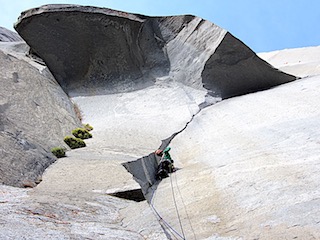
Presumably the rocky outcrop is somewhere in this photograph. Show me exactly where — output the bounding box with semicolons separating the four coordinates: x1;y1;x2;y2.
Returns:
122;153;159;202
1;3;318;239
201;32;297;98
12;4;299;222
258;45;320;78
159;73;320;239
0;26;22;42
15;4;296;98
0;48;81;187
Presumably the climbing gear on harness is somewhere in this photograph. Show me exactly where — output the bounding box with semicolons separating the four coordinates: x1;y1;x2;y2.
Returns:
156;146;174;180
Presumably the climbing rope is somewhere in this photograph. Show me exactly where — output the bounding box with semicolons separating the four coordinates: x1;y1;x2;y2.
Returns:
169;173;186;240
150;203;183;240
150;158;198;240
172;171;197;240
150;188;185;240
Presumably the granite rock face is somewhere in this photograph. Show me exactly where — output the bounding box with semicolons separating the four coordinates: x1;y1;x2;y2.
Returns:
15;4;296;98
0;2;320;240
0;26;22;42
0;48;80;187
161;74;320;239
4;4;318;239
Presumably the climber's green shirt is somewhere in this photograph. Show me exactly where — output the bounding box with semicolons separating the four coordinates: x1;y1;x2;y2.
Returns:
163;147;172;161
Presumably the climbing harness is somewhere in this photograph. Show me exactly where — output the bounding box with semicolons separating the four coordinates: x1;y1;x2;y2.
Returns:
156;154;174;180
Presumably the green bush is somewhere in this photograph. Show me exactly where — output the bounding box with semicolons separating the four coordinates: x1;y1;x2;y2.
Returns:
64;136;86;149
51;147;66;158
83;123;93;131
71;128;92;139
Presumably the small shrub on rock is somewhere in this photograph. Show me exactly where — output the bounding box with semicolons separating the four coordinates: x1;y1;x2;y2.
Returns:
72;128;92;139
51;147;66;158
83;123;93;131
64;136;86;149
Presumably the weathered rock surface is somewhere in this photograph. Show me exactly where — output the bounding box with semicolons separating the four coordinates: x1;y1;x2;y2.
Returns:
0;47;80;187
0;185;166;239
258;45;320;78
2;4;318;240
15;4;296;98
0;26;22;42
154;69;320;239
69;46;320;239
0;133;167;239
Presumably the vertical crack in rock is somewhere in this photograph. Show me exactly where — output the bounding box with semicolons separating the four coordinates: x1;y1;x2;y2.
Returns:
122;98;214;202
13;3;298;195
5;5;308;239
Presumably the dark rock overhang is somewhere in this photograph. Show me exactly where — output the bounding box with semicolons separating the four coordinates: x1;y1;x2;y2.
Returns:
15;4;297;98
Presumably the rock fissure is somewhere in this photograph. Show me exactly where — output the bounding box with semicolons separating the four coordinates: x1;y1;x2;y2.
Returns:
2;4;319;239
122;97;213;203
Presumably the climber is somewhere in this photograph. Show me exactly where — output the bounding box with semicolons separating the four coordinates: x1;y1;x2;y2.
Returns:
155;147;174;180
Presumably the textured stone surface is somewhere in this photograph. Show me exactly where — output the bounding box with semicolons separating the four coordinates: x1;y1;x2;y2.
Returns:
15;4;296;98
258;45;320;77
0;48;80;187
0;134;167;239
0;26;22;42
2;4;318;239
122;153;159;201
0;185;165;239
154;73;320;239
202;32;296;98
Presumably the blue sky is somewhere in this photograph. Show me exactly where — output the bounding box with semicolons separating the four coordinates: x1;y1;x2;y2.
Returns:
1;0;319;52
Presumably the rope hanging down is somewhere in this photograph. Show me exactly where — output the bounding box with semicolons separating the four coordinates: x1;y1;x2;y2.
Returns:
172;171;197;240
150;163;197;239
150;187;185;240
150;170;198;240
170;173;186;239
